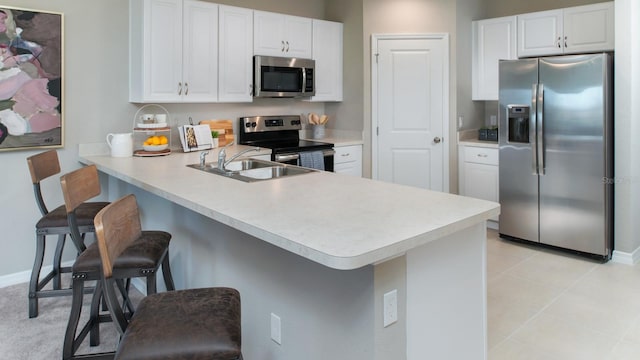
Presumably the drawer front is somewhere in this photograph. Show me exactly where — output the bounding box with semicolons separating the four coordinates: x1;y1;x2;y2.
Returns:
463;146;498;165
334;145;362;164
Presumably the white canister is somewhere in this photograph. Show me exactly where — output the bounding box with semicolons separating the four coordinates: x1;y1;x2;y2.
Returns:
106;133;133;157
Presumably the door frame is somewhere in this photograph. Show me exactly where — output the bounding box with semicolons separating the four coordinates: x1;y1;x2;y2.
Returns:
371;33;450;192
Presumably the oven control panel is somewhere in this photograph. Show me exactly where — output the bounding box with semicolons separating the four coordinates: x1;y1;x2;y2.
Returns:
240;115;302;133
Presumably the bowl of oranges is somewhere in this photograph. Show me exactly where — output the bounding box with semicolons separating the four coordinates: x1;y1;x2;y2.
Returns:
143;135;169;152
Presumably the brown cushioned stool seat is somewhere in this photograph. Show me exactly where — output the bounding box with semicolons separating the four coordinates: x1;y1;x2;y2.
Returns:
73;231;172;275
115;287;241;360
36;202;109;230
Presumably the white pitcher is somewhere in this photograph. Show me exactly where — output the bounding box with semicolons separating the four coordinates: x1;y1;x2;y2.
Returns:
106;133;133;157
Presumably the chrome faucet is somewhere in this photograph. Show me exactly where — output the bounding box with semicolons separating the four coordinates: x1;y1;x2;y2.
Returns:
217;142;261;171
199;151;209;168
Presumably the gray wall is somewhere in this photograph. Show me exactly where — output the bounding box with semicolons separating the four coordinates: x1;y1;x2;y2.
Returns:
1;0;133;278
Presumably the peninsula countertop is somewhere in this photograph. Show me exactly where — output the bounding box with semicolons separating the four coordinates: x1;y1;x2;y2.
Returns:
79;145;499;270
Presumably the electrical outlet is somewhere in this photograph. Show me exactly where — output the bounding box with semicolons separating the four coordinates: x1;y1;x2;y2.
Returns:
383;289;398;327
271;313;282;345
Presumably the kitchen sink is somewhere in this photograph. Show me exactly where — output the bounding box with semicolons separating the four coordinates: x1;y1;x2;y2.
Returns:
237;165;313;180
187;159;316;182
223;159;275;171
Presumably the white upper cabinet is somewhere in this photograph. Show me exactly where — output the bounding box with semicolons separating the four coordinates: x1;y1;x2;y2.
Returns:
182;0;219;102
309;19;343;102
218;5;253;102
472;16;517;101
130;0;218;103
563;2;614;54
518;1;614;58
254;11;312;58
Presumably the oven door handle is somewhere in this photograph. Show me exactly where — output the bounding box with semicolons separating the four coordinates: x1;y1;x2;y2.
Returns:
274;149;335;162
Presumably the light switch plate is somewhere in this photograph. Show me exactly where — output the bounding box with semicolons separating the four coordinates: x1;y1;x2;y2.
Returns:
271;313;282;345
383;289;398;327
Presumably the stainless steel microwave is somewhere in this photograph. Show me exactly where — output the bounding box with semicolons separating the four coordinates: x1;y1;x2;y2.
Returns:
253;55;315;98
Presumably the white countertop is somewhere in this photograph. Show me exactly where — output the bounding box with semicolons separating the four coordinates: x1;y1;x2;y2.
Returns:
79;145;499;270
300;129;364;147
458;139;499;148
457;129;499;149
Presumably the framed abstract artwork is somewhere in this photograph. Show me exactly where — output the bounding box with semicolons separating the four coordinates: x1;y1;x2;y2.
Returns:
0;6;63;152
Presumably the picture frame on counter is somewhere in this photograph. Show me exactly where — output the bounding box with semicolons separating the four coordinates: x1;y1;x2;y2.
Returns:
0;6;63;152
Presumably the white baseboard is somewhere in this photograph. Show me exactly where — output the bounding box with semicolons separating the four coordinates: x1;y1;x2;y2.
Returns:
611;247;640;265
0;261;75;288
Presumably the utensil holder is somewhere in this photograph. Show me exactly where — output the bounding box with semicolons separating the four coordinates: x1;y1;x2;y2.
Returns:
312;125;325;139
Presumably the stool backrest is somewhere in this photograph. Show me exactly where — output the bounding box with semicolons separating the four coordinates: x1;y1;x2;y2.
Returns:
60;165;102;252
93;194;142;279
93;194;142;334
26;150;61;215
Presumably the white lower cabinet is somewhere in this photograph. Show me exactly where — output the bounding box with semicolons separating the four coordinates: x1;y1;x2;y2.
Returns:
459;145;499;222
334;145;362;177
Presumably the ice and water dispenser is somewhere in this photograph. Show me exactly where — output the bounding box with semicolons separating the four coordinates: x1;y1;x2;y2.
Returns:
507;105;530;143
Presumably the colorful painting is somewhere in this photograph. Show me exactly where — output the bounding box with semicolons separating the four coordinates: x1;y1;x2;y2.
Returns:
0;6;63;152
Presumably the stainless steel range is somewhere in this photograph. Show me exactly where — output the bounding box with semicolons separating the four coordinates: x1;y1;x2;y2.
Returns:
238;115;334;171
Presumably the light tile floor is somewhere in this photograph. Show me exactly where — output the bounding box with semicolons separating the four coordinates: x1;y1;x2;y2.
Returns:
487;229;640;360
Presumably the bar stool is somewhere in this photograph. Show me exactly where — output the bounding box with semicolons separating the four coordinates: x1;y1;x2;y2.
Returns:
61;165;175;359
26;150;109;318
95;194;242;360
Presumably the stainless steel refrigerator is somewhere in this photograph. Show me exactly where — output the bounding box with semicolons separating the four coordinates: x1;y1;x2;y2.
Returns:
498;53;613;260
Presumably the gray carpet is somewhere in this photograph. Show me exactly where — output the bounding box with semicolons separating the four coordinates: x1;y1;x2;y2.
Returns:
0;277;142;359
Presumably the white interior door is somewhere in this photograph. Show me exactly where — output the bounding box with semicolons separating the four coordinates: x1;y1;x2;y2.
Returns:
372;34;449;191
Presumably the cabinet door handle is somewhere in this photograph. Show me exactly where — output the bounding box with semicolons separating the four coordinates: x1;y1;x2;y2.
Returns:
178;82;182;95
184;82;189;96
564;36;568;48
341;153;350;157
477;154;488;158
281;40;285;52
286;41;290;52
557;36;561;48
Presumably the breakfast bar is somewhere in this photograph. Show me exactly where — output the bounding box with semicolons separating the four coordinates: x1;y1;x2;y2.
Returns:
79;145;499;360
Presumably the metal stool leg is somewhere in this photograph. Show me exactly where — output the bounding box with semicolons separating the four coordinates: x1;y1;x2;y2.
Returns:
63;276;87;360
28;233;47;318
52;234;66;290
161;255;175;291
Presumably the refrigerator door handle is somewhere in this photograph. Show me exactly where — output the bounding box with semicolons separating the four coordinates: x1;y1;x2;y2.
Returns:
537;84;545;175
531;84;538;175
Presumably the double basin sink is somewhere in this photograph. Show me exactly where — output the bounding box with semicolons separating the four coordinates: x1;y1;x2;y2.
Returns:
187;159;316;182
